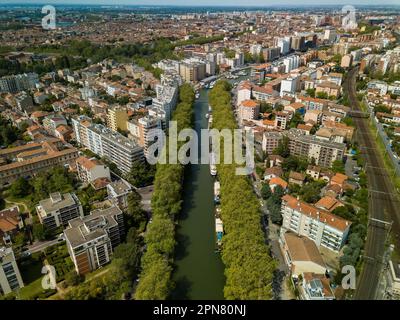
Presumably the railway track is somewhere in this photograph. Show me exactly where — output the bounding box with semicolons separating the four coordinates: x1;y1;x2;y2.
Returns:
344;68;400;299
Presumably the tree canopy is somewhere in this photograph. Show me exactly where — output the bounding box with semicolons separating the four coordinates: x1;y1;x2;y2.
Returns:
209;81;275;299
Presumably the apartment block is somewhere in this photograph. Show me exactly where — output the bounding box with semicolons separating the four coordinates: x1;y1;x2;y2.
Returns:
151;84;179;127
0;73;39;93
0;247;24;296
287;129;345;168
127;116;163;158
36;192;84;230
76;156;110;183
107;106;128;132
64;206;124;275
107;179;132;211
238;100;260;123
72;116;144;175
280;195;351;252
179;60;206;83
262;131;283;156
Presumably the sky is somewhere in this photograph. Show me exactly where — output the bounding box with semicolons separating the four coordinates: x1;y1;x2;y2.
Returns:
3;0;400;6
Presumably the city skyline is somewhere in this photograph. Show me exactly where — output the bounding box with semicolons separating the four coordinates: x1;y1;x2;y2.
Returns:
4;0;400;7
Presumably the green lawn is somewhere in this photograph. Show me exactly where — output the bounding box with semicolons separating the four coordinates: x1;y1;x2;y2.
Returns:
18;278;44;300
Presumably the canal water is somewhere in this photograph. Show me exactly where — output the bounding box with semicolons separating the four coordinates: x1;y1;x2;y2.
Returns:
171;88;225;300
171;70;250;300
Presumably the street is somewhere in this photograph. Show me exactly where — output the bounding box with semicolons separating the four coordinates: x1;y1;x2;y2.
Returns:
27;238;63;254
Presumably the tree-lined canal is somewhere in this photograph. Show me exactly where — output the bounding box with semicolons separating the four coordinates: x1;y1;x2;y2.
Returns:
172;88;225;300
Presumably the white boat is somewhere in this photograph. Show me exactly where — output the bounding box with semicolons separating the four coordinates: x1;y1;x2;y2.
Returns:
210;152;217;176
215;218;224;247
214;181;221;204
208;105;212;112
205;113;209;119
195;92;200;99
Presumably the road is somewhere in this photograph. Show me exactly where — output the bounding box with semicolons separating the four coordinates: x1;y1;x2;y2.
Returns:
344;68;400;300
27;239;62;253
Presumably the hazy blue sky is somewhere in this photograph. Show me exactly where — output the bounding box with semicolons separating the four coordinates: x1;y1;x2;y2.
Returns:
4;0;400;6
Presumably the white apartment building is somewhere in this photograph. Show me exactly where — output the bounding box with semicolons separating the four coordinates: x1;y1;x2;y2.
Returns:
238;100;260;123
107;179;132;211
280;195;351;252
72;116;144;174
0;247;24;295
64;206;124;275
283;55;300;73
277;38;290;55
324;28;337;43
280;76;299;97
237;81;252;106
152;83;179;127
128;116;163;158
0;73;39;93
76;156;110;183
36;192;84;230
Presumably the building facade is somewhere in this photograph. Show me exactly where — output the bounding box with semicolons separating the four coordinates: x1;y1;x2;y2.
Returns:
0;247;24;295
64;206;124;275
36;192;84;230
280;195;351;252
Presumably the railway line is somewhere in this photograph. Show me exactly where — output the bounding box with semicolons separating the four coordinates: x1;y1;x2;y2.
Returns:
344;68;400;299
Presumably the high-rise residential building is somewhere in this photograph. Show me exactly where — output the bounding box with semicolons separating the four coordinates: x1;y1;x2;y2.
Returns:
76;156;110;183
287;129;346;167
36;192;84;230
151;84;179;126
263;47;281;62
277;38;290;55
280;76;299;96
128;116;163;158
72;116;144;174
291;36;306;51
262;129;345;167
262;132;283;156
179;60;206;83
324;28;337;43
238;100;260;123
235;52;245;66
64;206;124;275
107;106;128;132
0;73;39;93
106;179;132;211
250;44;263;56
283;55;300;73
0;247;24;295
280;195;351;252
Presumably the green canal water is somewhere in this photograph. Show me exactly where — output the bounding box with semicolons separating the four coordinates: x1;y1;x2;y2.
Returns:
171;70;250;300
171;88;225;300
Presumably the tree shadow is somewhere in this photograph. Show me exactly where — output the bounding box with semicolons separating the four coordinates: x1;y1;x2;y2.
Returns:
170;275;193;300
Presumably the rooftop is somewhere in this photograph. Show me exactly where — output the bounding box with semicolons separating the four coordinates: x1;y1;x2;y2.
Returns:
37;193;80;216
282;194;351;232
64;206;122;248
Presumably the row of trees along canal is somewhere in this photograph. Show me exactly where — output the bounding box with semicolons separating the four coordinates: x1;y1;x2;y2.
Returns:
209;81;276;299
134;84;195;299
134;80;275;299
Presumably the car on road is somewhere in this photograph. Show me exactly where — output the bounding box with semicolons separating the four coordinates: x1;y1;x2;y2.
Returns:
20;250;31;258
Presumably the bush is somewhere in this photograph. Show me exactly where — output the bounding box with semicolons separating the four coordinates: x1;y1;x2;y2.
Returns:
65;271;84;287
